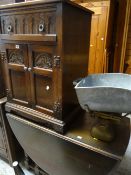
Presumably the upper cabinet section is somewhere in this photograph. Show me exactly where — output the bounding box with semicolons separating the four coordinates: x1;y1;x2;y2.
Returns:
0;5;57;34
0;0;93;35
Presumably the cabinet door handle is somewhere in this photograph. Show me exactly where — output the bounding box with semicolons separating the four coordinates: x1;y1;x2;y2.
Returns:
24;66;28;71
28;67;32;72
39;23;45;32
7;25;12;32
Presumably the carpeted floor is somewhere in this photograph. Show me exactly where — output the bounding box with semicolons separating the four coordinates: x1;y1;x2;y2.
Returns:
0;159;15;175
0;159;34;175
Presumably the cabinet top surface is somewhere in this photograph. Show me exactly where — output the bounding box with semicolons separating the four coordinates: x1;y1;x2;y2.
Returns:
0;0;93;14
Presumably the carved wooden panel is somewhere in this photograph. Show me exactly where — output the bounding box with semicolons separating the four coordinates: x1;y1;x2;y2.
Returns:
1;16;15;34
1;12;56;34
53;100;62;119
8;50;24;65
33;52;53;69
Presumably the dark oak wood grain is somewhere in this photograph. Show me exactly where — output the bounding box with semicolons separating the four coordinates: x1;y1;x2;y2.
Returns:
0;34;57;42
0;0;93;133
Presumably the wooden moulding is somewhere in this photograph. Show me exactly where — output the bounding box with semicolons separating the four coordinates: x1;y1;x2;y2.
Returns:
5;102;65;134
0;0;93;14
5;102;81;134
0;34;57;42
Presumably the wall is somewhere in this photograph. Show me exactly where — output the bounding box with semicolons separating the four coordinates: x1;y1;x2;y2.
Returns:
124;10;131;73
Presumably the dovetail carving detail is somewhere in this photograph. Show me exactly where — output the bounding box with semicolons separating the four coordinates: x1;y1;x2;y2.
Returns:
34;52;52;69
8;50;24;65
1;16;14;34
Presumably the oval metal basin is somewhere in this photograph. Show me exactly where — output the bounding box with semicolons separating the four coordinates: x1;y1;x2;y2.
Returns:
74;73;131;113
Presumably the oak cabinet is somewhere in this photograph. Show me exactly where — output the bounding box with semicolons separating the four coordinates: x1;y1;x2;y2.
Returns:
0;0;92;133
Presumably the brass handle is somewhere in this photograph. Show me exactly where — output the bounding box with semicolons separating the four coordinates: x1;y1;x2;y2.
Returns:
24;66;28;71
7;25;12;32
28;67;32;72
39;24;45;32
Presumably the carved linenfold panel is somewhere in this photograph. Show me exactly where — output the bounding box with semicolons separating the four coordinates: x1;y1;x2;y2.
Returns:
15;18;18;34
39;13;47;33
1;16;15;34
8;50;24;65
48;15;56;34
1;11;56;34
53;100;62;119
2;20;5;34
34;52;53;69
34;12;56;33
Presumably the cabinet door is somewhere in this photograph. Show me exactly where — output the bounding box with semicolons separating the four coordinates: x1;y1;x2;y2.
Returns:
4;44;31;106
28;45;58;116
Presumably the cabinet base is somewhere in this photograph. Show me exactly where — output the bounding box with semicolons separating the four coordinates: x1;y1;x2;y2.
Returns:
5;102;81;134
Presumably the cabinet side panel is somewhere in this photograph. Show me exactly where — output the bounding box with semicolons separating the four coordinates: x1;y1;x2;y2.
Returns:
62;3;92;119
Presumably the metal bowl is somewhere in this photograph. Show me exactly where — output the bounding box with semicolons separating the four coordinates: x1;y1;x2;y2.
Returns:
74;73;131;113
